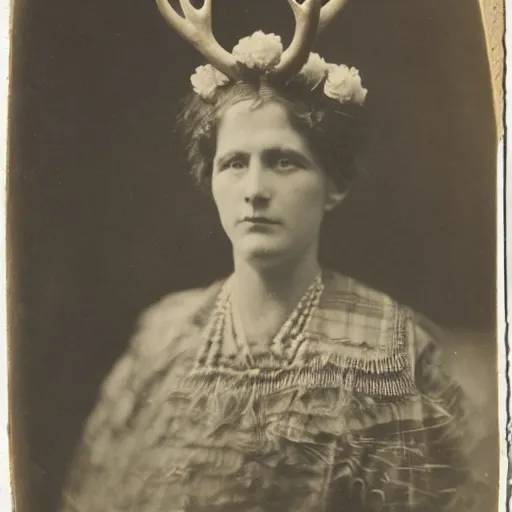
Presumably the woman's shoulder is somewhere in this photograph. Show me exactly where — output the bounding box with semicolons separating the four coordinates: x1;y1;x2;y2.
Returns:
321;269;421;322
316;270;437;357
96;279;225;403
324;268;432;312
315;270;483;397
139;279;224;332
131;279;224;357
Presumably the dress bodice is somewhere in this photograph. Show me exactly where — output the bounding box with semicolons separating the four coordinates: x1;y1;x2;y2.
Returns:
60;272;493;512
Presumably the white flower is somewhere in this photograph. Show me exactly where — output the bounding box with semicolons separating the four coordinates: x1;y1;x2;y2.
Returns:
324;64;368;104
299;52;329;88
232;31;283;70
190;64;230;101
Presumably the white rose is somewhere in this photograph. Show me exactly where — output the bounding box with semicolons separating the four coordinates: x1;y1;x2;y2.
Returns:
347;66;368;104
190;64;230;101
299;52;329;88
232;31;283;70
324;64;368;104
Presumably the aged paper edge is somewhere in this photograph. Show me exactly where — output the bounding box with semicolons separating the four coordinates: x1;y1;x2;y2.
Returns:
479;0;505;134
484;0;510;510
1;0;10;510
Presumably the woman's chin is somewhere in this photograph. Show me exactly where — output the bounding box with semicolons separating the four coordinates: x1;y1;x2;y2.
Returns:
234;238;292;267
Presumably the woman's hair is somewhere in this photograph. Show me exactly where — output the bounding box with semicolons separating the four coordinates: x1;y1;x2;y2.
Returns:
176;79;365;193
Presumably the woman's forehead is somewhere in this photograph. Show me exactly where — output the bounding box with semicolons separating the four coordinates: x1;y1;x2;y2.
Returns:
219;100;290;128
216;101;309;153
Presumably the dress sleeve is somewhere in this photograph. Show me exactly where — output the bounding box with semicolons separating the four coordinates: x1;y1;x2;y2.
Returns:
58;286;218;512
327;311;496;512
58;329;140;512
408;313;497;511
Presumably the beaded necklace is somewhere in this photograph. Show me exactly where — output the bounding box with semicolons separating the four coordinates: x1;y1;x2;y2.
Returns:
199;274;324;369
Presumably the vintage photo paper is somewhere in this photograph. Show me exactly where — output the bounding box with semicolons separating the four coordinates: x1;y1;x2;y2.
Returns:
7;0;502;510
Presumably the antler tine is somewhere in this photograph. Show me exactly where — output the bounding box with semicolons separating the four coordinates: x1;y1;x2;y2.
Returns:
155;0;239;79
318;0;349;33
270;0;322;80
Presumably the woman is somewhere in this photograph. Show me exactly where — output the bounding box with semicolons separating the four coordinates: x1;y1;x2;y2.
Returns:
60;1;491;511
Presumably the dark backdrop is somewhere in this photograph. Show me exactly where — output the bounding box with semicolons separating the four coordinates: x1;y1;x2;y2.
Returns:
8;0;496;511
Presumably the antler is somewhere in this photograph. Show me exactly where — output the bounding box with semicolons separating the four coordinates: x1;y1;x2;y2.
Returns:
318;0;349;33
270;0;348;81
155;0;348;84
270;0;322;79
155;0;239;79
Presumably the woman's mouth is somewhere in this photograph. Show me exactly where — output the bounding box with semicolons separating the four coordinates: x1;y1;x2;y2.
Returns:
241;216;279;225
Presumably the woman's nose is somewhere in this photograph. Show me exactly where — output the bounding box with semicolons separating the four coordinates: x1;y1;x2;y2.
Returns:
243;161;271;205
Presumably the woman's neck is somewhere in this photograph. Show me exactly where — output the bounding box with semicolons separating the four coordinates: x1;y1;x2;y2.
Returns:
230;252;321;347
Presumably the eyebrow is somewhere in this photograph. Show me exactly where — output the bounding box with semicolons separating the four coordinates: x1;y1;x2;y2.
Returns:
213;151;248;168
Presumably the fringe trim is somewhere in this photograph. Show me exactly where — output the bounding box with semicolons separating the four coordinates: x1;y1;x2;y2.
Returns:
197;350;411;373
349;368;417;396
197;349;411;374
188;354;417;397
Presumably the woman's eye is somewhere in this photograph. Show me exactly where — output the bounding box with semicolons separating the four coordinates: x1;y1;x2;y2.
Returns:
276;158;294;170
227;160;246;170
220;160;245;171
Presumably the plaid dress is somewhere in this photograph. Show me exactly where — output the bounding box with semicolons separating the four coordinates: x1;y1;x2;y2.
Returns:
60;271;491;512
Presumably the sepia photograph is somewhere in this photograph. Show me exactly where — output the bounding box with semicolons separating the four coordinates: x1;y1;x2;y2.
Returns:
8;0;500;510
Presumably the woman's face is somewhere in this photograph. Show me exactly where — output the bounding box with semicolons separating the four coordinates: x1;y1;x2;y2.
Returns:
211;100;341;266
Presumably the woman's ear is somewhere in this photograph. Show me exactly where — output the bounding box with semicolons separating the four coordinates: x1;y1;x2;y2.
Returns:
324;180;346;212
